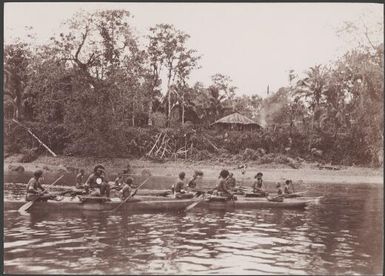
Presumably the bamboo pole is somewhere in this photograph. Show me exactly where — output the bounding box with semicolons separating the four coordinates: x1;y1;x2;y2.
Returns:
147;133;161;156
161;138;170;158
12;119;57;157
155;133;166;155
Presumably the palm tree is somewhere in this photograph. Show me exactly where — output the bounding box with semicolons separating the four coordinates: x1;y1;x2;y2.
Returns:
207;85;227;122
294;65;329;150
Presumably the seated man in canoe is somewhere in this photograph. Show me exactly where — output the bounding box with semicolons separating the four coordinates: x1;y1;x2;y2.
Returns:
267;182;284;202
226;173;236;190
75;169;85;189
173;172;194;199
284;180;293;195
26;170;57;202
71;169;88;195
187;170;204;196
251;172;268;196
111;169;130;192
226;172;246;194
84;165;111;199
211;169;236;201
282;179;304;198
119;177;134;200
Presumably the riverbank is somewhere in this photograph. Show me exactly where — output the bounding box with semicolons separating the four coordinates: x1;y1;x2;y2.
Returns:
4;155;383;185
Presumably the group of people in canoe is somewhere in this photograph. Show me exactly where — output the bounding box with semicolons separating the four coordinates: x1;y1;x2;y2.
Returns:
76;165;138;200
171;170;204;199
25;164;296;203
170;169;295;201
26;165;134;202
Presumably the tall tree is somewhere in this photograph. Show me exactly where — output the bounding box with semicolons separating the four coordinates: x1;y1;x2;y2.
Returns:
51;9;146;125
4;42;32;120
147;24;199;125
173;49;200;124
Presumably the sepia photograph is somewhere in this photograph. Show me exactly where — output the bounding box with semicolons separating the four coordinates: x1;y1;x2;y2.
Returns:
3;2;384;275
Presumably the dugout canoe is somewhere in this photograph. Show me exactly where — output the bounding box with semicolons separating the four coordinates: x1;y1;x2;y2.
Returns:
4;196;314;213
200;196;317;209
5;197;195;212
4;183;308;198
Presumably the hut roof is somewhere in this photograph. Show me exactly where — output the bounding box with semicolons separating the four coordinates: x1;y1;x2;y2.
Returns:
213;112;261;126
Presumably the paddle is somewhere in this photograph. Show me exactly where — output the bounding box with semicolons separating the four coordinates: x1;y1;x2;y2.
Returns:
287;191;306;198
18;175;64;215
185;182;230;212
267;194;284;202
52;188;86;201
184;193;206;212
108;176;151;213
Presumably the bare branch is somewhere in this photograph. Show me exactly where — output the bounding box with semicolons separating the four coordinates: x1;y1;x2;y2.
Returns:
74;25;90;64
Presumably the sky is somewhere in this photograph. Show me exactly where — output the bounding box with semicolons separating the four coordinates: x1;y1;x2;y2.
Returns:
4;2;384;97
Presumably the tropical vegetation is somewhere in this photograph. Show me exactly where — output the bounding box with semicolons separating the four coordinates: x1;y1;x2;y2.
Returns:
4;10;383;167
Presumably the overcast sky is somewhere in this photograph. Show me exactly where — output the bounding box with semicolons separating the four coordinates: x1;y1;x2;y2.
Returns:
4;2;383;97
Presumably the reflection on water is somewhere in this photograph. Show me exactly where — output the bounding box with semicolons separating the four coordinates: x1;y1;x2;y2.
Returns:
4;183;383;275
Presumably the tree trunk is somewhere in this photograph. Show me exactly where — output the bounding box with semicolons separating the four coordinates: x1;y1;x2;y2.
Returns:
148;100;153;126
132;114;135;127
308;104;319;151
167;82;171;126
168;90;171;125
132;102;135;127
14;77;23;121
181;96;185;125
308;115;314;151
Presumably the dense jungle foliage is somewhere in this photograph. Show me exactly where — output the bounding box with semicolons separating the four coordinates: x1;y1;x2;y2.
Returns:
4;10;384;166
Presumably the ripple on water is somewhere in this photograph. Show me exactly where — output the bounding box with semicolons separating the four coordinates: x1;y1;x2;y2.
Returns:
4;238;42;249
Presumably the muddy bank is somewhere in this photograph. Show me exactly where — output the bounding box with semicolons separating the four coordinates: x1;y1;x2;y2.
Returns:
4;155;383;186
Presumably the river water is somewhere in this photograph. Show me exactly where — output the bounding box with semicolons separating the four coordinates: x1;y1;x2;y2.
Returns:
4;182;383;275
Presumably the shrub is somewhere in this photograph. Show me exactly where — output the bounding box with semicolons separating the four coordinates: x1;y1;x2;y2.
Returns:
19;147;39;163
150;112;167;128
190;148;212;160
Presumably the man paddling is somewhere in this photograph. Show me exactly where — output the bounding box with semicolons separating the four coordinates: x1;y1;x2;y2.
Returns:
84;165;111;198
113;170;129;191
120;177;134;200
26;170;56;201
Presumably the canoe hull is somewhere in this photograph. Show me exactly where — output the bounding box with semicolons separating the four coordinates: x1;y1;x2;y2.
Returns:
5;198;195;212
4;196;315;213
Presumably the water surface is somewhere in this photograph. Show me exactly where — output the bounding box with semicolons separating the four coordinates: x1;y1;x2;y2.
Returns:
4;183;383;275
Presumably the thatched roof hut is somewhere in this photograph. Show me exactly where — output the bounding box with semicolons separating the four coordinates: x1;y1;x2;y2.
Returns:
212;112;262;131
